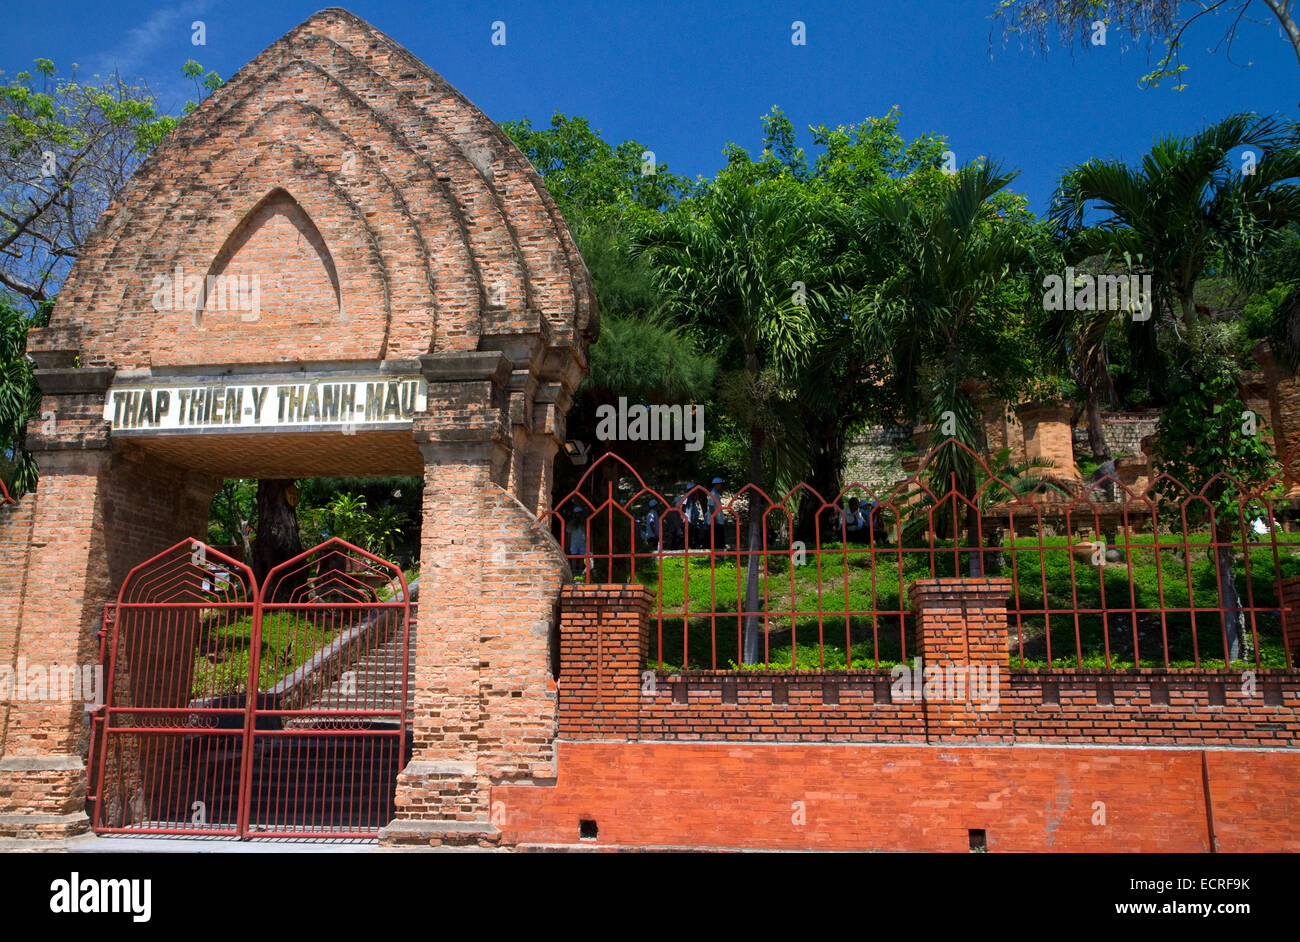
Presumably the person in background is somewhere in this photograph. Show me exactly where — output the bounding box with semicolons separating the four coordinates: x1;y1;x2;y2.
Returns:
683;482;705;548
865;498;890;545
709;477;731;550
841;497;867;543
568;504;592;581
663;492;684;551
642;498;661;551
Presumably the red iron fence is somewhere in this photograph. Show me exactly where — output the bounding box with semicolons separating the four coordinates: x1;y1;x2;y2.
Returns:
545;441;1300;673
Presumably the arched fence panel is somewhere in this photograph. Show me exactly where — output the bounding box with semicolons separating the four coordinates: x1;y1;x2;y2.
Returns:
548;441;1300;673
91;540;257;836
88;537;411;839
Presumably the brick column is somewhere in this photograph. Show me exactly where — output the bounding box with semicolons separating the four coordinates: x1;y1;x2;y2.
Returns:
557;585;652;739
1281;576;1300;669
909;577;1011;742
1015;402;1080;480
0;354;220;838
0;450;111;838
383;350;570;847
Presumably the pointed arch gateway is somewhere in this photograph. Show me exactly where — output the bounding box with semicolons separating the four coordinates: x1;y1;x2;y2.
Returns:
7;8;595;844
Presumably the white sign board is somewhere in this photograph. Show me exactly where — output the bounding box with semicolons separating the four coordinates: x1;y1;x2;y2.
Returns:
104;375;427;433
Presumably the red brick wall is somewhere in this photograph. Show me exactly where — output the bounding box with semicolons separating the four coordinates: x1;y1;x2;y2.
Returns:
506;577;1300;850
0;493;38;758
493;741;1300;851
556;582;1300;746
384;435;569;846
0;450;216;836
1282;575;1300;666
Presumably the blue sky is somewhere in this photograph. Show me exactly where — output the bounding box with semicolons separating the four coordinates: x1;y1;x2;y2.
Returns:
6;1;1298;213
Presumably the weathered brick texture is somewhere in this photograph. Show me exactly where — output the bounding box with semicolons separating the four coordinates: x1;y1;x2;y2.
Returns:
381;434;569;847
493;741;1300;852
0;451;216;837
3;9;594;841
512;575;1300;849
555;579;1299;747
27;9;596;372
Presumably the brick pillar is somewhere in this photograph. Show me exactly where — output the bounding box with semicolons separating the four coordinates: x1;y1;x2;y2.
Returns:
0;451;111;838
1281;576;1300;669
0;350;219;838
909;578;1011;742
383;350;570;847
556;585;651;739
1015;403;1080;480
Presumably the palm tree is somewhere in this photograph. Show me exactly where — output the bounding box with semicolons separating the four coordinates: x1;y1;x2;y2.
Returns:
1051;114;1300;328
633;177;817;663
853;161;1039;574
1050;113;1300;661
0;296;49;496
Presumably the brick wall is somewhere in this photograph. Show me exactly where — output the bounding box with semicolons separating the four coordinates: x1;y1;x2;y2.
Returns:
490;577;1300;851
0;449;216;837
29;9;595;373
2;9;594;843
492;740;1300;852
1282;575;1300;667
555;580;1300;746
381;432;569;847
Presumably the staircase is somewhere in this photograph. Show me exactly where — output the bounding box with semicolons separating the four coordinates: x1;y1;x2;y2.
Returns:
304;618;416;716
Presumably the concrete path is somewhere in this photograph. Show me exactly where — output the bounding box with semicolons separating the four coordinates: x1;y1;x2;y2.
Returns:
0;833;498;853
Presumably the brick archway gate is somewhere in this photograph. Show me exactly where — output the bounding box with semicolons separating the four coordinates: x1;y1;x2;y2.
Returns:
89;537;411;839
0;8;589;841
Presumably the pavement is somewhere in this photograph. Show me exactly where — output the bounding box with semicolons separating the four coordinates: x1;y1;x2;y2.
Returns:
0;833;498;853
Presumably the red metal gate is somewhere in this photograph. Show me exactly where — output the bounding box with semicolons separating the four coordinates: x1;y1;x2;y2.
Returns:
246;538;411;837
88;537;411;839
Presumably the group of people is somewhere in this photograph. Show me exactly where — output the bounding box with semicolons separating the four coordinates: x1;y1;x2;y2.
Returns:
639;478;731;551
563;482;890;576
834;496;891;545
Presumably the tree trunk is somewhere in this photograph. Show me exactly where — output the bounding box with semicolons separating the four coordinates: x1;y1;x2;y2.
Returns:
1214;524;1246;663
794;417;848;545
253;479;305;601
1086;386;1112;461
742;428;766;665
1262;0;1300;69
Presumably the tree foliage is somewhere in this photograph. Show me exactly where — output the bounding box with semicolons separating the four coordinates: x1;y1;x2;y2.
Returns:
0;60;181;303
992;0;1300;87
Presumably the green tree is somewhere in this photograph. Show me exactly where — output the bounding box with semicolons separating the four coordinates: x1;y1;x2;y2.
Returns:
0;60;213;495
1150;332;1277;662
853;161;1048;572
0;295;49;494
1;60;180;303
207;478;256;559
1051;113;1300;658
706;107;957;539
1052;114;1300;328
992;1;1300;87
504;114;715;498
501;111;689;225
634;176;818;663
